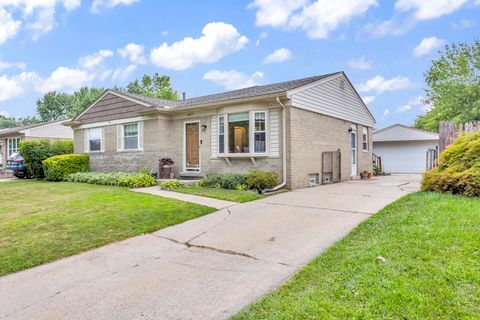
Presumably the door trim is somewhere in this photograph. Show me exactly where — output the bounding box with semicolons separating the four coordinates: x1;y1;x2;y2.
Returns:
351;128;357;177
183;120;201;173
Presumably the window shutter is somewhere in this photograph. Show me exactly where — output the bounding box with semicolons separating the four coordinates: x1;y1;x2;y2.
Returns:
84;129;89;152
211;115;217;157
138;122;144;150
117;125;123;151
269;109;280;157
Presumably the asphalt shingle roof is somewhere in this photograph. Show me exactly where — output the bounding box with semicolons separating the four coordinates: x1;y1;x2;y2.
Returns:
0;119;70;136
116;73;339;109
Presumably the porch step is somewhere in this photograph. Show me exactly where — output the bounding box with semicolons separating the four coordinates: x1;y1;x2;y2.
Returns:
178;172;205;180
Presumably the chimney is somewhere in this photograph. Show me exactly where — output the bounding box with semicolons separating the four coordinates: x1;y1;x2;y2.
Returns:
182;92;186;101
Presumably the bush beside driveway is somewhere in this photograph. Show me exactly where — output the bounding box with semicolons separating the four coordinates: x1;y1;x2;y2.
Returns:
0;180;215;276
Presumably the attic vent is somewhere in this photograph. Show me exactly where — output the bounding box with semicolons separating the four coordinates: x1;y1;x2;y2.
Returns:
340;79;345;90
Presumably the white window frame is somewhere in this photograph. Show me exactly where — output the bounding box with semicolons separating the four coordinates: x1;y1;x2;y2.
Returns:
218;115;225;154
362;127;368;152
122;122;140;151
217;110;268;157
86;127;103;153
8;137;21;156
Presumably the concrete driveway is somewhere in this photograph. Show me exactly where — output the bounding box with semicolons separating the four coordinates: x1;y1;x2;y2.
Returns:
0;174;420;320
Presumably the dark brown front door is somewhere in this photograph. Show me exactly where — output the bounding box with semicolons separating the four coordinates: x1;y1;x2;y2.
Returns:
185;122;200;171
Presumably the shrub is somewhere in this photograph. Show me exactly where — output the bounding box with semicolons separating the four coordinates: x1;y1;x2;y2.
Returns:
65;172;127;185
220;173;247;189
246;170;279;191
160;180;184;190
43;154;89;181
422;131;480;197
117;174;157;188
19;139;73;179
199;173;223;188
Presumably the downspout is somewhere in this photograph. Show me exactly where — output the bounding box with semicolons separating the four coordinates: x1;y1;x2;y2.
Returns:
261;96;287;194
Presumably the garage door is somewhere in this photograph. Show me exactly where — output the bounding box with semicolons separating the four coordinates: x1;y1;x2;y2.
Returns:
373;140;438;173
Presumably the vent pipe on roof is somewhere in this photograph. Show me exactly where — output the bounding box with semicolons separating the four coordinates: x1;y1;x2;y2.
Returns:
182;92;186;101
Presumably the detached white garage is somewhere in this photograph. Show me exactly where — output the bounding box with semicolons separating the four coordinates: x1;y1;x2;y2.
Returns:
373;124;439;173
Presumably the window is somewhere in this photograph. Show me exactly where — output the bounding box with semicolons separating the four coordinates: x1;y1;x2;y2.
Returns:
8;137;21;156
123;123;139;150
88;128;102;152
228;112;249;153
362;127;368;151
254;111;266;153
218;115;225;154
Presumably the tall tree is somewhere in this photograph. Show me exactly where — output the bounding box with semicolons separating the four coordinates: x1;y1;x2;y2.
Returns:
36;87;104;122
126;73;178;100
0;115;39;129
414;39;480;132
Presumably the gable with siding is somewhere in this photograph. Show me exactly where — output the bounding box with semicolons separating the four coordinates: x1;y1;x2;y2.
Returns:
373;124;439;142
76;93;146;124
288;73;375;127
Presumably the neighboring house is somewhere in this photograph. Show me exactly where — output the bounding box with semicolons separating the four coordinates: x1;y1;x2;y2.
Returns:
64;72;375;190
373;124;439;174
0;119;74;168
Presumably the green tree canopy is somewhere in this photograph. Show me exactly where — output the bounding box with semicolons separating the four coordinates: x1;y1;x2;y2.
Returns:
414;39;480;132
126;73;178;100
0;115;40;129
36;87;104;122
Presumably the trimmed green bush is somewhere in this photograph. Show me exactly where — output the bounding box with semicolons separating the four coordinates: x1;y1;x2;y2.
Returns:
160;180;184;190
422;131;480;197
19;139;73;178
43;154;89;181
117;174;157;188
198;173;248;190
246;170;279;191
199;173;223;188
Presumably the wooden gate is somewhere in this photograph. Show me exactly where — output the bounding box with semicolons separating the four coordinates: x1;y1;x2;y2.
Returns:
426;147;438;170
322;150;341;184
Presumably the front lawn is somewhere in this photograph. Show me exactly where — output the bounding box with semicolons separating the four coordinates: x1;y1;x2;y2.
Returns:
174;186;264;203
0;180;215;276
234;192;480;319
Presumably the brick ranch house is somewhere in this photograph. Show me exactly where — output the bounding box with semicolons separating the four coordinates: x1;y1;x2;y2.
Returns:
63;72;375;190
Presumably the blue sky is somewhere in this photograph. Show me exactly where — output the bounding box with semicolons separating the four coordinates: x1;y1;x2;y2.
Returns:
0;0;479;129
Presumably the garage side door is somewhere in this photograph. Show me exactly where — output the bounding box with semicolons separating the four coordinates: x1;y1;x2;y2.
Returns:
373;140;438;173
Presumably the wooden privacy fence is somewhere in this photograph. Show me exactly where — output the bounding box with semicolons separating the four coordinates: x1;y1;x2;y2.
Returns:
439;121;480;152
426;147;439;170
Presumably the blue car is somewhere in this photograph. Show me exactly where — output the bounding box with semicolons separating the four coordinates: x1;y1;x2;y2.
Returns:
6;152;30;178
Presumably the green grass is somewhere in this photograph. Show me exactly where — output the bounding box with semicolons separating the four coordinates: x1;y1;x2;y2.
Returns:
234;192;480;319
0;180;216;276
174;186;264;203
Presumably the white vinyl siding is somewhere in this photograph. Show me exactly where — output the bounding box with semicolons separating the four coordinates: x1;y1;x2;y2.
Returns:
289;74;375;127
211;115;218;157
269;109;280;157
373;124;439;142
22;120;73;139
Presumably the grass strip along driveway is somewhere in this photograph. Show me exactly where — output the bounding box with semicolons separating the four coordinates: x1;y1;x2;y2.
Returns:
174;186;264;203
0;180;215;277
234;192;480;319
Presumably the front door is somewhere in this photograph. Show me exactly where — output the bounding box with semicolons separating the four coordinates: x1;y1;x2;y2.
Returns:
351;130;357;177
184;122;200;172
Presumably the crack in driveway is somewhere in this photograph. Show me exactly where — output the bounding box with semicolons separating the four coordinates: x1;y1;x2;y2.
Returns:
260;202;374;216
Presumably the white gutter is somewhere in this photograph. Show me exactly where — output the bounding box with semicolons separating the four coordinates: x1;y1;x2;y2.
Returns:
262;96;287;193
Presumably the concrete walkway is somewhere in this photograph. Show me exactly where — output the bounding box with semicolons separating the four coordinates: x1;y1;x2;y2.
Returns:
0;174;421;320
133;186;236;209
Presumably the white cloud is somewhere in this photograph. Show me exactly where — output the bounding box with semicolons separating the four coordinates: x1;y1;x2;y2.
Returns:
118;43;146;64
362;96;375;104
0;1;80;42
0;75;24;101
358;75;413;94
91;0;140;13
409;96;431;112
396;104;411;113
383;109;390;116
413;37;446;57
39;67;95;93
263;48;292;64
348;57;372;70
0;59;26;70
0;8;21;45
452;19;475;30
78;49;113;69
248;0;378;39
203;70;265;90
0;110;9;117
161;30;169;36
150;22;248;70
364;17;415;38
395;0;470;21
111;64;137;82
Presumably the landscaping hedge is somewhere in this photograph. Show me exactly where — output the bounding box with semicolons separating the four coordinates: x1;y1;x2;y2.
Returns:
422;131;480;197
19;139;73;179
198;170;279;191
246;170;279;191
43;154;89;181
64;171;157;188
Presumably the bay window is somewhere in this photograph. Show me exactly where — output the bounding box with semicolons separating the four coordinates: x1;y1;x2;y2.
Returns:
217;110;268;155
